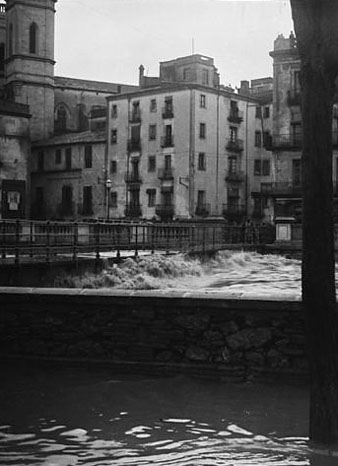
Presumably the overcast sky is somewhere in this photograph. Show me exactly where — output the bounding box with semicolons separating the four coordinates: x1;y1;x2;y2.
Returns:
54;0;294;88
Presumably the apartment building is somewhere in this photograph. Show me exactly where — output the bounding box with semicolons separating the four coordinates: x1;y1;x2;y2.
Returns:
106;54;269;222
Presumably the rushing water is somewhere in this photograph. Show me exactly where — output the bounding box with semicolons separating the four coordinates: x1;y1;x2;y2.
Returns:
56;250;303;299
0;363;310;466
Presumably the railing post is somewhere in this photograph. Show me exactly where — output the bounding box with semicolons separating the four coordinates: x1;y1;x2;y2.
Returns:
95;222;100;261
30;221;34;258
15;219;20;265
72;222;78;261
46;221;50;263
151;225;155;254
134;224;138;258
166;225;170;254
116;224;121;260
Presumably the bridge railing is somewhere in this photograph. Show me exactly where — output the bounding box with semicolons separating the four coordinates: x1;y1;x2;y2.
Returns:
0;219;270;264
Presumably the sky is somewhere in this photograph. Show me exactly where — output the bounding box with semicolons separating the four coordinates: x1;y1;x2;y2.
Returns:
54;0;294;89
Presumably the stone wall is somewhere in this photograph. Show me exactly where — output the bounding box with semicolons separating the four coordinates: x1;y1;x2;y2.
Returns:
0;288;307;382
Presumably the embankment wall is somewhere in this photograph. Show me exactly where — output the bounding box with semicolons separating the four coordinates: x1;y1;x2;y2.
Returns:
0;288;307;382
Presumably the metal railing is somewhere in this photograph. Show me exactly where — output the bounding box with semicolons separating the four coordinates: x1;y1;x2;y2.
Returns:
0;219;273;265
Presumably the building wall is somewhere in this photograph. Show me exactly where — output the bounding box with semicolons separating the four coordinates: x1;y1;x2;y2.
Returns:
31;137;106;219
0;105;30;218
107;85;259;222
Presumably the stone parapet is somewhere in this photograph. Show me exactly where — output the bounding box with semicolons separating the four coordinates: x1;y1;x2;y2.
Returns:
0;288;306;382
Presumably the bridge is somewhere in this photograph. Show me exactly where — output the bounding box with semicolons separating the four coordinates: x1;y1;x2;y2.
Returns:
0;220;273;265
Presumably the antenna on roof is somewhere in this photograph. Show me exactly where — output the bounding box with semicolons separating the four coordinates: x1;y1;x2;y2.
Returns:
192;38;195;55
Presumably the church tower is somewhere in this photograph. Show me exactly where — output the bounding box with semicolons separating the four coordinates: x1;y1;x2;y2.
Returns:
5;0;57;141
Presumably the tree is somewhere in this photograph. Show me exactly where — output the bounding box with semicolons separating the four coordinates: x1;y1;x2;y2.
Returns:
290;0;338;451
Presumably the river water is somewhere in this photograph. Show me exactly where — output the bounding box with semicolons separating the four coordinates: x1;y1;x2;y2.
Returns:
1;363;310;466
3;251;332;465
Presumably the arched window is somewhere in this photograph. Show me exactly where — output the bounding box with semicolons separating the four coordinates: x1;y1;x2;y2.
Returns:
29;22;38;54
8;23;13;56
55;105;68;133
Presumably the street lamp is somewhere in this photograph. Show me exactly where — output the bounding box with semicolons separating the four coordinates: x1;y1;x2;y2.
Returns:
105;178;112;221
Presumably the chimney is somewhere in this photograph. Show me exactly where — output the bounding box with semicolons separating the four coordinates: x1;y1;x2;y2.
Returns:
239;80;250;96
139;65;145;87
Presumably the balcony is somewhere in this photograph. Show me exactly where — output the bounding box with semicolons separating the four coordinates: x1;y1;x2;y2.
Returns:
267;182;302;197
161;135;174;148
127;139;141;152
125;172;142;184
129;111;141;123
155;204;175;219
228;110;244;124
287;89;301;106
222;203;246;220
125;204;142;218
225;170;245;182
162;107;174;119
195;203;210;217
273;134;302;149
158;167;174;179
226;138;244;153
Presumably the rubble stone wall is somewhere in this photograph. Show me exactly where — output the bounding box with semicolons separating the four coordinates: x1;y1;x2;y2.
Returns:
0;288;307;382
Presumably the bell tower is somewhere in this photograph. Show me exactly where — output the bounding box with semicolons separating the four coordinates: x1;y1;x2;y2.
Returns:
5;0;57;141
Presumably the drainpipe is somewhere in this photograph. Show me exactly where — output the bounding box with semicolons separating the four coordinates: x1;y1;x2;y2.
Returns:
189;89;195;217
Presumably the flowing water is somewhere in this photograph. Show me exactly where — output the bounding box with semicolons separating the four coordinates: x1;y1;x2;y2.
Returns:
56;250;303;299
0;363;310;466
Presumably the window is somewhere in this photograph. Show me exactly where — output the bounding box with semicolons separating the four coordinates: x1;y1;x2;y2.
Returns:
228;157;237;174
183;68;190;81
37;151;44;172
197;190;206;206
65;147;72;170
111;104;118;118
263;131;271;148
200;94;206;108
164;154;172;170
84;145;92;168
149;124;157;140
55;149;62;165
262;159;270;176
61;185;73;214
35;186;44;204
164;96;173;114
148;156;156;172
292;159;301;187
83;186;93;215
110;191;117;208
131;101;140;121
111;129;117;144
264;106;270;118
55;105;67;132
230;126;238;141
110;160;117;174
293;71;301;92
29;22;38;54
255;106;262;119
147;189;156;207
254;159;261;176
202;69;209;85
150;99;157;112
198;152;206;170
255;131;262;147
0;43;4;74
8;23;13;56
199;123;206;139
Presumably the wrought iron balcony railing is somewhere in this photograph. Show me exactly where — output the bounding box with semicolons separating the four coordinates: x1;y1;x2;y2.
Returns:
125;204;142;218
195;203;210;216
160;135;174;148
225;170;245;182
162;107;174;119
157;167;174;179
226;138;244;153
227;110;244;124
155;204;175;218
127;139;141;151
124;172;142;183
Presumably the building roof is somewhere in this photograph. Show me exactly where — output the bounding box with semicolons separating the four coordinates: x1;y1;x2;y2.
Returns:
32;130;106;148
55;76;138;94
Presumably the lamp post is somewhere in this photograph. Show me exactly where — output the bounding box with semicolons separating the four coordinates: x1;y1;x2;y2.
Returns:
105;178;112;221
